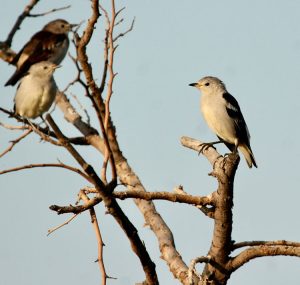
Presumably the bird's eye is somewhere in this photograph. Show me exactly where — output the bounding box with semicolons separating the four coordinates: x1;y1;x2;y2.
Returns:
205;82;210;86
43;66;48;70
61;24;65;28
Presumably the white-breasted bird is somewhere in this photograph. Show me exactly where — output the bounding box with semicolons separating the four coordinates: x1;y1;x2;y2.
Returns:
189;76;257;168
14;61;59;119
5;19;76;86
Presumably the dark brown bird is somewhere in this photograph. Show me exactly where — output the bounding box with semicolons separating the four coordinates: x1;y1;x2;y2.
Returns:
5;19;76;86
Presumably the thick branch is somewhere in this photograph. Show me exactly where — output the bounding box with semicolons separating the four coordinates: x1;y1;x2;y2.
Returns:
181;136;222;166
50;190;212;214
116;190;211;206
181;136;240;283
202;154;239;283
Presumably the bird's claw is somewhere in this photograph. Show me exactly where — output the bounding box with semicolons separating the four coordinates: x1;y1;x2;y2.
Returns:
198;143;216;155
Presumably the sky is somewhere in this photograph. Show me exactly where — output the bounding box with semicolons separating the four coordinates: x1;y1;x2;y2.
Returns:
0;0;300;284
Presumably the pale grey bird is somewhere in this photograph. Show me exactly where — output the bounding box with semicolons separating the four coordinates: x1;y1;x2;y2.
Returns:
5;19;76;86
14;61;59;119
189;76;257;168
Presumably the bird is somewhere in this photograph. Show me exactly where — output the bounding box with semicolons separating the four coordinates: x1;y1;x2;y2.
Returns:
189;76;257;168
5;19;76;86
14;61;59;119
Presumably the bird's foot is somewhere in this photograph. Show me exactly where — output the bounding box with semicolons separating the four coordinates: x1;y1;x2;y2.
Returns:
198;142;216;155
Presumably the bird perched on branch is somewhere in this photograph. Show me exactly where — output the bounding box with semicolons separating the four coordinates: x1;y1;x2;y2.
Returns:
5;19;76;86
189;76;257;168
14;61;59;119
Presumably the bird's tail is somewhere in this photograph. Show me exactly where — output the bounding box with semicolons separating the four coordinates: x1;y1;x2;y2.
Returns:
238;144;257;168
5;70;20;86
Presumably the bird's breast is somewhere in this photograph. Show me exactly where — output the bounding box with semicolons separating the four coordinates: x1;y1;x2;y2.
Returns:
200;93;237;144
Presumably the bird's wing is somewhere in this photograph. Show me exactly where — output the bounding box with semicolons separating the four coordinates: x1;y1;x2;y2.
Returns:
6;31;66;86
222;92;250;144
13;31;66;65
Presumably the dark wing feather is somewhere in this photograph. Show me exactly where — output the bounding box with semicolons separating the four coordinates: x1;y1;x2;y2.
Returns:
222;92;250;145
5;31;66;86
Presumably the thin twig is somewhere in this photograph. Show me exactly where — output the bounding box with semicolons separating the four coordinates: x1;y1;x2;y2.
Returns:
47;214;79;236
71;93;91;126
29;5;71;17
0;121;28;130
232;240;300;250
115;7;125;18
0;108;59;145
80;190;108;285
113;17;135;42
75;1;117;185
0;110;89;146
4;0;40;47
62;53;83;93
28;123;62;146
46;114;106;191
101;0;119;184
0;129;32;158
0;162;93;183
62;52;91;125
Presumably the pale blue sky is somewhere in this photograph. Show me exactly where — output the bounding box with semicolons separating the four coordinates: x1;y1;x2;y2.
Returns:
0;1;300;284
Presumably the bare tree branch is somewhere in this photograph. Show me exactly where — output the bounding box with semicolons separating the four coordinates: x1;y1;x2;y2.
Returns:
75;0;117;185
46;114;106;190
79;190;108;285
99;1;118;184
188;256;212;285
0;162;93;183
0;121;28;130
228;245;300;273
29;5;71;17
54;92;195;283
113;17;135;42
0;129;32;158
46;113;158;285
3;0;39;48
232;240;300;250
50;190;213;215
181;136;223;166
1;1;299;284
47;214;79;236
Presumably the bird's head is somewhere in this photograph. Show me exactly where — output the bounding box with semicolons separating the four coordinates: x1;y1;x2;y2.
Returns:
28;61;60;77
189;76;226;94
43;19;78;34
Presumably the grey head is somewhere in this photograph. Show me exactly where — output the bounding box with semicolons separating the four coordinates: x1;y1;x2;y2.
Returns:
43;19;76;34
27;61;60;78
189;76;227;94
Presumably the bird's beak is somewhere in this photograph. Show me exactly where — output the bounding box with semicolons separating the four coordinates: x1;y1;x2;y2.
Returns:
69;23;79;31
53;64;61;70
189;82;198;87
